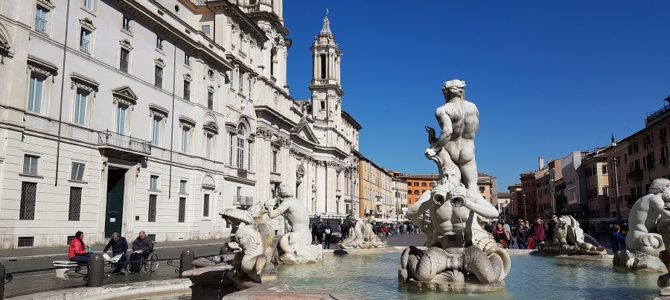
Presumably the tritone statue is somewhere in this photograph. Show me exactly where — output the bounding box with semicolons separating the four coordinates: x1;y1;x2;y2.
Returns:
339;215;386;249
614;178;670;271
265;184;323;264
220;208;267;283
542;215;605;255
399;80;511;292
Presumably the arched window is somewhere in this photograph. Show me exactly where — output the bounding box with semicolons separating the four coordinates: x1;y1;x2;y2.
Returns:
236;124;246;169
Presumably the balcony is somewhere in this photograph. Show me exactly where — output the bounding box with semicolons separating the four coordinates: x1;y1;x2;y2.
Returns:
98;130;151;156
233;195;254;206
626;169;643;181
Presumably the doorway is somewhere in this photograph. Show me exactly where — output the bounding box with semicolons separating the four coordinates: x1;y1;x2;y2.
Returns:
105;168;126;237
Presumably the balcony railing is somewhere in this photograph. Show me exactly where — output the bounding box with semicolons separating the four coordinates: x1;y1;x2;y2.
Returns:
626;169;643;181
233;195;254;206
98;130;151;155
237;168;248;178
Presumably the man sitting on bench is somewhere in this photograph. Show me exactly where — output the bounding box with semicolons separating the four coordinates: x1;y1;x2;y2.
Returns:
129;231;152;272
68;231;92;263
103;232;128;274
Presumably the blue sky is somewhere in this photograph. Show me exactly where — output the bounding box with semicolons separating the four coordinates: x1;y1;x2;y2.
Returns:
283;1;670;192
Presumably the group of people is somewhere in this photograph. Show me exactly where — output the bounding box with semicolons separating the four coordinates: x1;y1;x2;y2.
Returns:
486;215;563;249
311;219;336;249
67;230;154;273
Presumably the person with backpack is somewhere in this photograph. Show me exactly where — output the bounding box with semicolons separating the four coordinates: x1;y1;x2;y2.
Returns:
321;222;332;249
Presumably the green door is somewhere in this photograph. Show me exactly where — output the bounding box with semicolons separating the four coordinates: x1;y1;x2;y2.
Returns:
105;168;126;237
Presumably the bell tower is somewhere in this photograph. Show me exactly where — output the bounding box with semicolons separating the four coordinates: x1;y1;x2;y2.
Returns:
309;9;342;123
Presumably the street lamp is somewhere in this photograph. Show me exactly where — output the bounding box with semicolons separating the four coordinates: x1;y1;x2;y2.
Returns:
611;138;621;220
522;193;527;221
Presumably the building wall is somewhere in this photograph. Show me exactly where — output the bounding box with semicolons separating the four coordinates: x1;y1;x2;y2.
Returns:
0;0;360;248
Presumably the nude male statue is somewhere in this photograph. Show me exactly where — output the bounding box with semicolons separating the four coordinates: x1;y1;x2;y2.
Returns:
264;184;321;263
424;79;480;192
626;178;670;256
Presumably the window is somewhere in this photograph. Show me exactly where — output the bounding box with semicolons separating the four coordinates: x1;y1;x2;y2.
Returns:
20;182;37;220
181;126;190;153
602;165;608;175
151;116;161;146
122;15;131;31
68;187;81;221
149;175;159;191
320;101;325;110
238;71;244;92
71;162;85;181
27;73;44;113
23;155;39;175
183;80;190;100
154;65;163;88
320;54;326;79
203;194;210;217
120;48;130;72
229;132;234;165
74;89;88;125
179;180;187;194
237;125;246;169
206;133;213;159
207;90;213;110
156;36;164;50
82;0;93;10
184;54;191;66
272;150;278;172
178;197;186;222
35;5;48;33
421;182;426;187
80;28;91;53
18;237;34;248
201;25;210;35
116;105;127;134
148;195;157;222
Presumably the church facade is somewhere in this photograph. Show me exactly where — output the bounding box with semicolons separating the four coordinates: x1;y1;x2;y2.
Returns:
0;0;359;249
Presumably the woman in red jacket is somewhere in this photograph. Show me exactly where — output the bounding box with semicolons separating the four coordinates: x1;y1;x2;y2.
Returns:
68;231;92;263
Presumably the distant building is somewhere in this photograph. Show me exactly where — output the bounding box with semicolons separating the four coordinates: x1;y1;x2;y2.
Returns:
520;157;563;219
399;174;438;206
603;99;670;219
496;192;511;219
582;147;610;218
561;151;588;217
477;173;497;205
507;183;523;220
388;171;408;221
356;153;394;219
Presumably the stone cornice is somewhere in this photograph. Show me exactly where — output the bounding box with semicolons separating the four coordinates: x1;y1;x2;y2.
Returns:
149;103;169;119
203;121;219;135
247;11;289;36
204;1;269;46
70;72;99;93
27;55;58;78
179;115;196;127
112;86;138;107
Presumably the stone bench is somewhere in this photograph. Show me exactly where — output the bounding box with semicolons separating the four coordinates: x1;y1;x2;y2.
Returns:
53;260;85;279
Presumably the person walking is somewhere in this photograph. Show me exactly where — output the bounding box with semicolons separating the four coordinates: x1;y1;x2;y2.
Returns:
320;221;332;249
502;220;514;248
531;216;547;249
611;224;626;253
513;219;530;249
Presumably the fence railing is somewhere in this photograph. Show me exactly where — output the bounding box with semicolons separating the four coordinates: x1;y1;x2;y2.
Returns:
97;130;151;155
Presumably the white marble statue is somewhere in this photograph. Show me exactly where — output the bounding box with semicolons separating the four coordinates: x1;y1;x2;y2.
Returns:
220;208;266;283
264;184;323;264
627;178;670;256
339;215;386;249
400;80;511;291
546;215;604;253
613;178;670;272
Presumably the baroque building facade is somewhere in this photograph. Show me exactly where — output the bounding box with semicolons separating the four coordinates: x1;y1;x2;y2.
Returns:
0;0;360;249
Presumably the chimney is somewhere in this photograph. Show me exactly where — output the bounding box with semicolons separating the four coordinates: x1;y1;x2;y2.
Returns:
538;157;545;170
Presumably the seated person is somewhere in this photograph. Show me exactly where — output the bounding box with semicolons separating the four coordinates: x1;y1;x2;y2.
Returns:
103;232;129;273
68;231;93;263
129;231;153;272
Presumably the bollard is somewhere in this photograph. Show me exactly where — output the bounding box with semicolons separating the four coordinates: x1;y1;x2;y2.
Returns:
179;249;194;278
0;261;5;300
87;253;104;287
